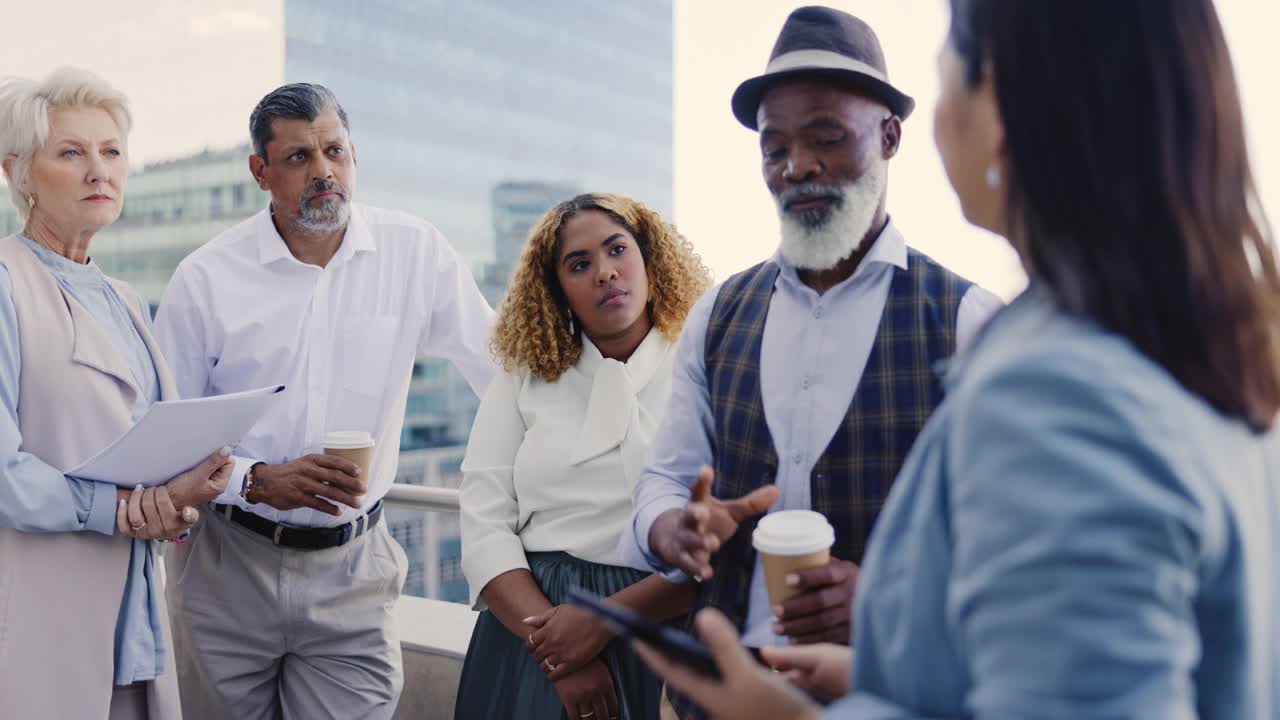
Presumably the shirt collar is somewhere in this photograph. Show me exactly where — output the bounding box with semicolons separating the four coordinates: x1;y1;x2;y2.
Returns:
17;233;104;284
771;217;909;291
255;202;376;267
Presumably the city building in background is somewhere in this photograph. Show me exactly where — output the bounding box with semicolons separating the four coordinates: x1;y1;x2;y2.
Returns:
286;0;674;253
0;0;674;606
479;180;580;303
91;145;268;310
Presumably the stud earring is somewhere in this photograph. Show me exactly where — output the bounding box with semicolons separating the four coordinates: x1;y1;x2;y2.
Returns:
984;163;1001;189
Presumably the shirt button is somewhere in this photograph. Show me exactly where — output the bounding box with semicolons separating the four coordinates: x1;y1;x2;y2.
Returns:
792;452;803;465
813;306;823;319
801;376;811;390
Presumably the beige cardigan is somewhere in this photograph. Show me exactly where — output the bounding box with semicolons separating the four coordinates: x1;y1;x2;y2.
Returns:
0;234;182;718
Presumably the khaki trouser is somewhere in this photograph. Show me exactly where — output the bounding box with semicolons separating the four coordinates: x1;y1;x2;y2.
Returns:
166;506;407;720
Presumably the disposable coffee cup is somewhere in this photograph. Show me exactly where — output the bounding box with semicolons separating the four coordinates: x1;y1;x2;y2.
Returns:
323;431;375;487
752;510;835;606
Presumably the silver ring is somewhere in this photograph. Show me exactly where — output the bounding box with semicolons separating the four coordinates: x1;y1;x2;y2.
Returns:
131;521;146;531
544;659;557;672
579;713;595;719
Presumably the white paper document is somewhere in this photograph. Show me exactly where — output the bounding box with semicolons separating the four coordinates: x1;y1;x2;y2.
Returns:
69;384;286;487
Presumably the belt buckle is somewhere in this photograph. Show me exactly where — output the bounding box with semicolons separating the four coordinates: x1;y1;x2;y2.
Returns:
273;524;284;545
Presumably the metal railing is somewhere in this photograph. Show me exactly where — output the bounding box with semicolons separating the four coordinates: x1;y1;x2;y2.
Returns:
382;483;471;718
384;484;461;513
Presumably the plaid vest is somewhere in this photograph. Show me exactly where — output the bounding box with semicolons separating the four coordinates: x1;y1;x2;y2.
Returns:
670;250;970;719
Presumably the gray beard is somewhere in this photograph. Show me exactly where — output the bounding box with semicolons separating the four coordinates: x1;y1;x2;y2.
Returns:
775;163;886;270
294;197;350;233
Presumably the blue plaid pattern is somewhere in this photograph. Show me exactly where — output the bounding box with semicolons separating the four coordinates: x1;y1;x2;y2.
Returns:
669;250;971;719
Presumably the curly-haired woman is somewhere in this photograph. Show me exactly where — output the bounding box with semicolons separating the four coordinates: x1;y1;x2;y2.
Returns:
455;193;712;720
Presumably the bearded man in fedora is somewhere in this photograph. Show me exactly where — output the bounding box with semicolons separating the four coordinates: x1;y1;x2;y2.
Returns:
621;7;1003;717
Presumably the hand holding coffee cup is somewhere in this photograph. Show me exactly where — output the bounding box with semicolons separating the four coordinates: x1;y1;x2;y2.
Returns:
649;465;780;580
249;439;367;515
755;511;858;646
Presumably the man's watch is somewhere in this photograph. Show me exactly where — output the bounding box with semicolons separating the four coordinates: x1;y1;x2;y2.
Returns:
241;462;267;504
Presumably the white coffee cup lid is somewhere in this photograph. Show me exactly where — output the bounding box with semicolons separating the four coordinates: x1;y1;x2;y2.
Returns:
752;510;834;556
323;430;375;449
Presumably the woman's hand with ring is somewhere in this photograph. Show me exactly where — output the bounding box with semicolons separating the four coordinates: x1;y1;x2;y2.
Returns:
117;484;198;540
525;604;613;681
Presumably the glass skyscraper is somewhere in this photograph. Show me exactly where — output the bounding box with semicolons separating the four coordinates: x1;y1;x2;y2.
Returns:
285;0;674;259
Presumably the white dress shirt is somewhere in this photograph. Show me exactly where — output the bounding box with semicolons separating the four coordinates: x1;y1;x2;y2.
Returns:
460;330;673;608
621;221;1005;646
154;203;496;528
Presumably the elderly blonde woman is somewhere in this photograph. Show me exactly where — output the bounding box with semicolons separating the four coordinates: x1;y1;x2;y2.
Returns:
456;193;711;720
0;68;233;720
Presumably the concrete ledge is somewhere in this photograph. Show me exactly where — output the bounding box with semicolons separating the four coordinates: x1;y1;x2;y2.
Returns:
392;596;478;720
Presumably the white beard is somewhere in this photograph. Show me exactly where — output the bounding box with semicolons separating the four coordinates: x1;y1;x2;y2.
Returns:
775;162;887;270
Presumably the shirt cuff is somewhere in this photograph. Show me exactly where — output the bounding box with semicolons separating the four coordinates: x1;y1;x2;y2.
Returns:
632;494;689;573
462;531;531;610
84;480;118;536
216;455;256;505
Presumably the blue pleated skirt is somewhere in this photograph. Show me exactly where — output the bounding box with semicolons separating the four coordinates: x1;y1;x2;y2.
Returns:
453;552;663;720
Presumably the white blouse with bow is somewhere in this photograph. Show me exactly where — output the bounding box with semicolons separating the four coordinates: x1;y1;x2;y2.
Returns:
459;329;673;608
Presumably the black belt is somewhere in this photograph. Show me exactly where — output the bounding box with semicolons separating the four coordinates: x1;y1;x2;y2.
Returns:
213;500;383;550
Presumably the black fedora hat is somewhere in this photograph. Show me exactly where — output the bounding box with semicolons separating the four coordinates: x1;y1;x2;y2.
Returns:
731;6;915;130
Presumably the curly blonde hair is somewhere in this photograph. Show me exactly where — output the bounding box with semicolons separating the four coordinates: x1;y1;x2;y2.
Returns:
491;192;713;382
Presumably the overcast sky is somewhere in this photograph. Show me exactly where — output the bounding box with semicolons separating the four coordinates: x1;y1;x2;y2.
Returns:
2;1;1275;297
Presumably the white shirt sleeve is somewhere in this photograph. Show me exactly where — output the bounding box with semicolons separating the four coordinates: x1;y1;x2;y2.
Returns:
154;264;252;503
956;285;1006;350
458;369;530;609
418;234;497;397
154;263;212;401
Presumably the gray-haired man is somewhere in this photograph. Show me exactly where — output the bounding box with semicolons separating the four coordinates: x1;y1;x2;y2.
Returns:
155;83;496;719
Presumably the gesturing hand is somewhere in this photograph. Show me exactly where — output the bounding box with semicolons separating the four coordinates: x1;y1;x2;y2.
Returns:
250;454;366;515
524;604;612;681
772;559;859;645
649;466;778;580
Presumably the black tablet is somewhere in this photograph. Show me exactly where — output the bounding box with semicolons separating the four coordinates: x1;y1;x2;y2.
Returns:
567;587;721;679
